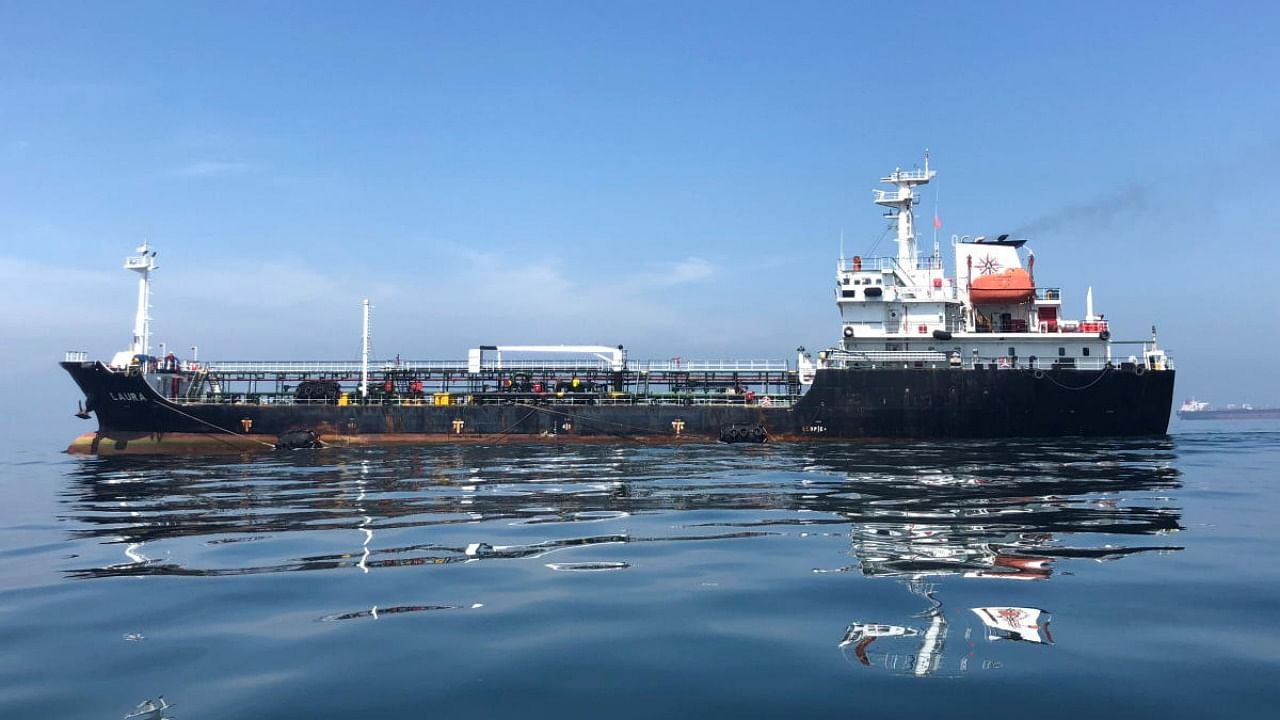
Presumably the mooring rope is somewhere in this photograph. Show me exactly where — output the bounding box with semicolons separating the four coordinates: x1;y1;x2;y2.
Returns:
1035;365;1114;392
488;406;542;439
158;402;278;449
512;402;668;441
155;398;684;448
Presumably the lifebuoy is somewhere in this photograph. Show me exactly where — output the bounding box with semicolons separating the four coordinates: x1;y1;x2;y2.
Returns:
1033;369;1045;380
1100;330;1111;341
383;380;394;393
843;326;854;338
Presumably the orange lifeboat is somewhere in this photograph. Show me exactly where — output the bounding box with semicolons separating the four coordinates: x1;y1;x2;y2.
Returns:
969;268;1035;304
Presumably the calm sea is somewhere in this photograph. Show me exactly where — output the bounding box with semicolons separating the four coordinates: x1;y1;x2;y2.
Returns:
2;423;1278;719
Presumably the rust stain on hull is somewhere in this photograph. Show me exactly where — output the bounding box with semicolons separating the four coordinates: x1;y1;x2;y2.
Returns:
66;431;271;455
66;430;748;455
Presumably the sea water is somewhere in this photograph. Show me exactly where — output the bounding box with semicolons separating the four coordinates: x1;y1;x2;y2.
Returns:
1;423;1277;718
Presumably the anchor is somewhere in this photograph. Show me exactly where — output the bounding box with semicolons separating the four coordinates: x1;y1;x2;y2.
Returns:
74;400;91;420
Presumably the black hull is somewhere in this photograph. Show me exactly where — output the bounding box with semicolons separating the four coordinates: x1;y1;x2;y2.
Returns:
797;366;1175;438
62;361;1175;446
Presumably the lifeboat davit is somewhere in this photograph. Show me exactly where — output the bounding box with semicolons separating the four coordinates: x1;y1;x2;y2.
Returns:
969;268;1035;304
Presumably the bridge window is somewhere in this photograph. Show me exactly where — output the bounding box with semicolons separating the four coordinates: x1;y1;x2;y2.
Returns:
1058;347;1066;357
1082;347;1091;357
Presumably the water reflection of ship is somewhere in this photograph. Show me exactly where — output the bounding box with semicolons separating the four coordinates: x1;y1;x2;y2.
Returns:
971;605;1052;644
839;578;952;677
61;451;774;579
61;441;1184;587
838;577;1053;677
123;696;172;720
822;445;1183;678
834;522;1178;677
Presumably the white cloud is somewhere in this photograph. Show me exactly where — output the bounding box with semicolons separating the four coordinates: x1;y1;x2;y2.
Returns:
624;256;715;289
172;160;265;177
0;246;735;368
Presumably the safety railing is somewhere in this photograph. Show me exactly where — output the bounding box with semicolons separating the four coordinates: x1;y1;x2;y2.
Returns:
204;360;471;373
862;317;966;334
886;285;959;302
823;349;1170;372
200;358;792;374
479;360;617;371
952;354;1170;371
881;167;933;182
831;351;950;363
843;256;944;273
955;356;1149;371
175;393;801;408
635;359;791;372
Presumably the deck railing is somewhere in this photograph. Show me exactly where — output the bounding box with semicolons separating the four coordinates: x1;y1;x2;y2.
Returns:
173;393;799;408
827;351;1167;372
635;359;790;372
202;358;792;374
843;255;944;273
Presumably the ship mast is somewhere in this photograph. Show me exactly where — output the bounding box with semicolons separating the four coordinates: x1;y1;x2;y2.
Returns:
360;298;371;399
124;243;158;358
873;153;935;284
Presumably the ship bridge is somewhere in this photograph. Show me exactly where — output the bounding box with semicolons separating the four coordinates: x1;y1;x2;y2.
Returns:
825;156;1173;375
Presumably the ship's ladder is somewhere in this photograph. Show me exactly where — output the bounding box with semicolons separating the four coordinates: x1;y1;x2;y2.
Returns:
185;367;210;401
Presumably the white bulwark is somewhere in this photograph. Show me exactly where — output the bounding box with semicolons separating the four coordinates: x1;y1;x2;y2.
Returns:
823;156;1171;373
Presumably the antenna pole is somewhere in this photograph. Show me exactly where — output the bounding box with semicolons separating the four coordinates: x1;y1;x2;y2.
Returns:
360;299;371;399
932;183;940;262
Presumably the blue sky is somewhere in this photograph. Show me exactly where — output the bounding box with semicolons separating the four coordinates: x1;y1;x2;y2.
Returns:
3;1;1279;440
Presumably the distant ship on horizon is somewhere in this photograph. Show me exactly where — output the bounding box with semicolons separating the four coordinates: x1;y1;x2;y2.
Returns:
1177;399;1280;420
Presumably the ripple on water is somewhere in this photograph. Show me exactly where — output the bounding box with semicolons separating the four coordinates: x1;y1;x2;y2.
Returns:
18;435;1279;717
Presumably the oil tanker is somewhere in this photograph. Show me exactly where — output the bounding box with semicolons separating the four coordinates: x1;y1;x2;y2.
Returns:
61;157;1176;454
1176;400;1280;420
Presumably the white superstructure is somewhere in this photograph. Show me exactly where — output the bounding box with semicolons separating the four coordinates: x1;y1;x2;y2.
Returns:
824;156;1171;373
